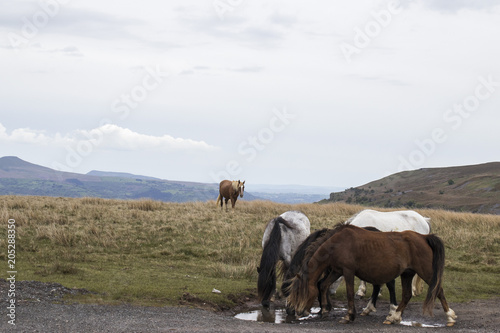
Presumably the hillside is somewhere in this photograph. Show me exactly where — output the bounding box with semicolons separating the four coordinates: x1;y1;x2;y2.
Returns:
0;156;221;202
321;162;500;214
0;156;311;203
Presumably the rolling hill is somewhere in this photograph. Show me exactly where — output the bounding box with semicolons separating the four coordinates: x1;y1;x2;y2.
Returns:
321;162;500;214
0;156;223;202
0;156;318;203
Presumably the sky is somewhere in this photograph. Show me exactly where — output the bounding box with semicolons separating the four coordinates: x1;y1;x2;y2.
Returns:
0;0;499;189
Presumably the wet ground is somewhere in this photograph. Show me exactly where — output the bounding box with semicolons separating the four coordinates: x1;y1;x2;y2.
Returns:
234;306;445;327
1;280;499;332
231;297;452;329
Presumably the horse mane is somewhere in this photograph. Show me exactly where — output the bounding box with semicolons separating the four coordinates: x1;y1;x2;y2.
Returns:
231;180;239;191
281;228;329;296
286;223;353;313
284;229;327;280
301;223;346;268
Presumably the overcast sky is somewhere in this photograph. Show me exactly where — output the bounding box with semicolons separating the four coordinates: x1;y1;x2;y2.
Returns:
1;0;499;188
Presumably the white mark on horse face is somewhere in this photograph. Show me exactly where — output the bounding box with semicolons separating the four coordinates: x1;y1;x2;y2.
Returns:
239;184;245;197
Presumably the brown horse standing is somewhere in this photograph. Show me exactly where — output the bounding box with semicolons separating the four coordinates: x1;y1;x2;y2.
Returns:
286;224;457;326
216;180;245;211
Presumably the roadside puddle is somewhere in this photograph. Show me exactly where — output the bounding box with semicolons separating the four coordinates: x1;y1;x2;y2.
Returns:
400;320;445;328
234;307;292;323
235;307;445;327
235;307;337;324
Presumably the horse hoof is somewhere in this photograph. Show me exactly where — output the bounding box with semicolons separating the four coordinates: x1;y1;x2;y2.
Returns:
446;322;455;327
383;320;393;325
339;318;351;324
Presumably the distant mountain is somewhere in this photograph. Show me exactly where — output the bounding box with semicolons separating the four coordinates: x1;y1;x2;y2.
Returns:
321;162;500;214
248;184;342;195
0;156;221;202
250;192;328;204
244;184;339;204
0;156;319;203
87;170;160;181
0;156;94;181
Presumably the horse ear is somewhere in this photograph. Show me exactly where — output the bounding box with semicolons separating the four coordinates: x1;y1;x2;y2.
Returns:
242;180;245;184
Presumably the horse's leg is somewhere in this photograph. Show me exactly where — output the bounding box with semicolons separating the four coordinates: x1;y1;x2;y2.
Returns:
384;271;414;325
386;279;398;316
356;280;367;298
339;270;356;324
224;198;229;212
362;280;397;316
317;273;330;315
361;284;381;316
317;269;341;315
437;287;457;327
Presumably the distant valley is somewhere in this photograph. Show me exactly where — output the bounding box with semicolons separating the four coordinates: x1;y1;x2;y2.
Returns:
2;156;498;212
0;156;331;204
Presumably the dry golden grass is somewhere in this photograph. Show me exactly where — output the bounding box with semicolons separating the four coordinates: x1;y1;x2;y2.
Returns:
0;195;498;306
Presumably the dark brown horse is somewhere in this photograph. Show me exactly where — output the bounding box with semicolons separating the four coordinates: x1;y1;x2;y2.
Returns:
282;227;397;317
216;180;245;211
286;224;457;326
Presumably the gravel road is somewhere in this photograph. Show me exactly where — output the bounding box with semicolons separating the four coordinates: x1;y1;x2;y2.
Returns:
1;279;499;332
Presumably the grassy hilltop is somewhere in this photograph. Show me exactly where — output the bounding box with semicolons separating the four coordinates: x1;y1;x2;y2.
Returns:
323;162;500;214
1;196;499;309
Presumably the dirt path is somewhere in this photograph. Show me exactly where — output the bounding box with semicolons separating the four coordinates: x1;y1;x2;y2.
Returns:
1;280;499;332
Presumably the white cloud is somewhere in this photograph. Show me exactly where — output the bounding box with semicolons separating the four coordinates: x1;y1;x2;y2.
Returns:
1;1;499;186
0;123;218;152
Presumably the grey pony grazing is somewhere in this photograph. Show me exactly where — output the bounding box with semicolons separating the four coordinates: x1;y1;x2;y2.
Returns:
257;211;310;308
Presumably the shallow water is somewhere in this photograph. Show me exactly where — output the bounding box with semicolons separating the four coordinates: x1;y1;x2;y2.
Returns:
400;320;445;328
234;307;292;323
235;307;445;327
235;307;331;324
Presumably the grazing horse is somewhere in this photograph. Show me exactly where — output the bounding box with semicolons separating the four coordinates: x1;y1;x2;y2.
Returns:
282;227;397;317
216;180;245;211
330;209;431;303
257;211;310;308
286;224;457;326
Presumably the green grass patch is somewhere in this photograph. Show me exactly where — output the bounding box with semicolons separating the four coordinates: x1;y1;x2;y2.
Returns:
1;196;499;310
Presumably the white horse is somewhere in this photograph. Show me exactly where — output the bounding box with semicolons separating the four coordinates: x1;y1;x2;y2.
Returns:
329;209;431;315
257;211;311;307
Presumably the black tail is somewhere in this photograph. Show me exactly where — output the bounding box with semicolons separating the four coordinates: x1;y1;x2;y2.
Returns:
423;234;446;316
257;217;288;307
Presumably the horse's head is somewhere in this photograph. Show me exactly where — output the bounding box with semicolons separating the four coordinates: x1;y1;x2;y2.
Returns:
237;180;245;198
287;272;317;317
